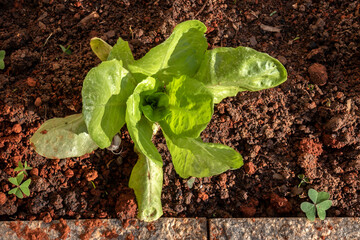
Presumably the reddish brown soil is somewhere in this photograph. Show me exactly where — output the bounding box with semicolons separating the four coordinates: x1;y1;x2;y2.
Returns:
1;0;359;221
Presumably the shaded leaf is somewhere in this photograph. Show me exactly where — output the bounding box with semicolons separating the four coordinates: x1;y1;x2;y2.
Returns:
107;38;135;69
90;37;112;61
125;77;163;166
30;114;98;159
82;59;137;148
194;47;287;103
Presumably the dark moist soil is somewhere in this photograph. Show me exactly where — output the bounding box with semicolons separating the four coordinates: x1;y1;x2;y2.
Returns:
0;0;359;222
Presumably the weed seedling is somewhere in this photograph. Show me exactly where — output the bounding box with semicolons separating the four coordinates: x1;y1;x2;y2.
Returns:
0;50;5;70
59;45;72;55
14;161;32;176
8;161;32;198
8;173;31;199
297;174;310;188
300;188;332;221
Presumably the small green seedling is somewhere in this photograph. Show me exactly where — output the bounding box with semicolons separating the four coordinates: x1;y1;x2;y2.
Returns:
0;50;5;70
8;174;31;199
298;174;310;188
14;161;32;176
8;161;32;199
269;11;277;17
300;189;332;221
59;45;72;55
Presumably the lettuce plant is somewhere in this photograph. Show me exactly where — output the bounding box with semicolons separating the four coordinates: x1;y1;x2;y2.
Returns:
31;20;287;221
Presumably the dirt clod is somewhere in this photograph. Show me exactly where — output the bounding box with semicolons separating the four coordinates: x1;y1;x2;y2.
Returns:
308;63;328;86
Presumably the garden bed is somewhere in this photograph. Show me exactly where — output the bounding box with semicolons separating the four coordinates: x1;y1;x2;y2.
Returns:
1;0;359;222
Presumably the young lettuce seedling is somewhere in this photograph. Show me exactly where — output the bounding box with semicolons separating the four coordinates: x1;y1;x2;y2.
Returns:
300;188;332;221
30;20;287;222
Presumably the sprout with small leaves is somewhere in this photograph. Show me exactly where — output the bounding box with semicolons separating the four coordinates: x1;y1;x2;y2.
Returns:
8;161;32;198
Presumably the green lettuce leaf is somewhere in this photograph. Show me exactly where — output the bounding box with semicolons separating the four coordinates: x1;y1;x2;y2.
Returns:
141;92;170;123
82;59;137;148
125;77;163;166
107;37;135;69
128;20;208;83
195;47;287;103
165;134;243;178
126;77;164;221
90;37;112;61
160;75;213;138
129;149;163;222
30;114;98;159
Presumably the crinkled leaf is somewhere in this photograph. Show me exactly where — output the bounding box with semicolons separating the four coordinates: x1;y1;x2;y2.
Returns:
129;149;163;222
107;38;135;69
160;75;213;138
308;188;318;204
125;77;163;166
316;191;330;204
141;92;170;123
30;114;98;159
0;50;5;70
90;37;112;61
8;177;19;186
82;59;137;148
165;134;243;178
128;20;207;83
194;47;287;103
316;200;332;211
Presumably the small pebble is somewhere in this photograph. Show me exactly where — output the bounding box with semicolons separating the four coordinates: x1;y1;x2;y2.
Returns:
35;97;42;106
12;123;22;133
0;192;7;206
26;77;36;87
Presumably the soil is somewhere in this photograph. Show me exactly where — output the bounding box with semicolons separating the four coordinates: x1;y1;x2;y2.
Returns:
1;0;359;221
